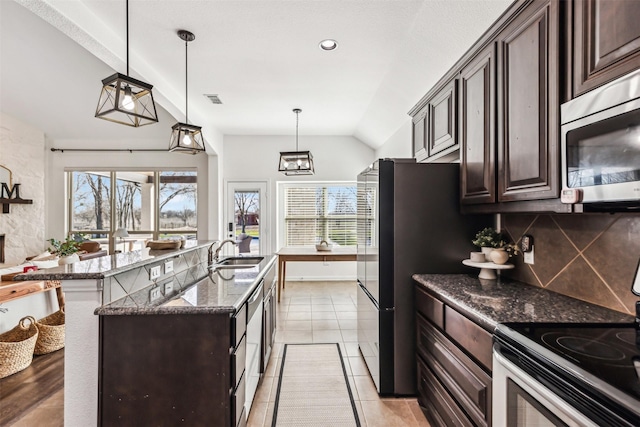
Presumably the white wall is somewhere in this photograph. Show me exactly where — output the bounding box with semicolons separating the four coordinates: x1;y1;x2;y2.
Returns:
0;113;59;333
0;112;47;265
223;135;375;280
374;120;413;159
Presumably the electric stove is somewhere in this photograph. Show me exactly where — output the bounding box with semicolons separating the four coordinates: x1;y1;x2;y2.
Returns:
494;322;640;426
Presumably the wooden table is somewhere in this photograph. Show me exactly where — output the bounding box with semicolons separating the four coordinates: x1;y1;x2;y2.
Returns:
275;247;357;302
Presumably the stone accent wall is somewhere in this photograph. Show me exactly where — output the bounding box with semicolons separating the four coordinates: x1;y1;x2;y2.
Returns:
0;113;46;266
501;212;640;315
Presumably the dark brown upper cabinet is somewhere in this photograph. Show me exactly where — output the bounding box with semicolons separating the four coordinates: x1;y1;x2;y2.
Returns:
496;0;559;202
427;79;458;159
412;107;428;162
459;44;496;204
572;0;640;98
411;78;459;163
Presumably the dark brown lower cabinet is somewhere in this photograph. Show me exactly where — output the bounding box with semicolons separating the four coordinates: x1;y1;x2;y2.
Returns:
99;312;245;426
415;285;492;427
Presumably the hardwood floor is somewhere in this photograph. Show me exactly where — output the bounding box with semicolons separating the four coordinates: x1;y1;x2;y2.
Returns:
0;349;64;426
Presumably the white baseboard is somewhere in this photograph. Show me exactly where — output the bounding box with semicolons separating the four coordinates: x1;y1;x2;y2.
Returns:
284;275;356;281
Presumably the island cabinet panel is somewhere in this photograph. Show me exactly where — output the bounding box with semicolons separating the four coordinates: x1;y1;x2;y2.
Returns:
414;283;493;427
459;43;496;205
572;0;640;97
497;0;559;202
99;314;235;427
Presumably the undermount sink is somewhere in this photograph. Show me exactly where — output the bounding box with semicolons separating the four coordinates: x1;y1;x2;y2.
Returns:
214;256;264;269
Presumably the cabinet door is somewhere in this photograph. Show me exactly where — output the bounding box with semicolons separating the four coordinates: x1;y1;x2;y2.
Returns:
573;0;640;97
497;0;559;202
428;79;458;158
460;43;496;204
412;108;428;162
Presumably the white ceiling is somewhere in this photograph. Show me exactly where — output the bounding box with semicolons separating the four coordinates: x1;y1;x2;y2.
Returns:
0;0;512;153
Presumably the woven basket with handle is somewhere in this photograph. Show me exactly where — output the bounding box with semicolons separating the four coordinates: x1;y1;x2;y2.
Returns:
34;308;65;355
0;316;39;378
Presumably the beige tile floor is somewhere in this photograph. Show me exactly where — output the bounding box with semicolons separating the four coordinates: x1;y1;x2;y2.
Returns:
247;281;430;427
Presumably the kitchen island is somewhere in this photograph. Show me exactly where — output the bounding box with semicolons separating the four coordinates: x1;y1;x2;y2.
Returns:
411;274;633;427
14;241;275;427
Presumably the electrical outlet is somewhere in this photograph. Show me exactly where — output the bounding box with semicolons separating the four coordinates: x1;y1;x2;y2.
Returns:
164;281;174;295
150;287;162;301
149;265;161;280
524;245;535;265
164;260;174;274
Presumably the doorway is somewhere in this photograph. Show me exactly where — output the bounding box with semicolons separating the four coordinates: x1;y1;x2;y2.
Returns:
225;181;268;256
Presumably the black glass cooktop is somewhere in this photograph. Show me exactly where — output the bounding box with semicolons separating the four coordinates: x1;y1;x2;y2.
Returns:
495;322;640;425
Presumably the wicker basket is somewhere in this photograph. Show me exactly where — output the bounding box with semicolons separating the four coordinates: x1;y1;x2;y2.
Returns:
0;316;39;379
34;308;65;355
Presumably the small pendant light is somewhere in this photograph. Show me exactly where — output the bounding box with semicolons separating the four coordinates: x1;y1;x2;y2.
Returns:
169;30;206;154
278;109;314;175
95;0;158;127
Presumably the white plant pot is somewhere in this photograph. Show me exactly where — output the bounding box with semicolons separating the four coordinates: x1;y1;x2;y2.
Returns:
58;253;80;265
480;247;493;262
490;248;509;265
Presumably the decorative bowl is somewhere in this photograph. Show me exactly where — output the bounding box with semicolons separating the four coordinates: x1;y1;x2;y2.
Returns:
315;240;333;251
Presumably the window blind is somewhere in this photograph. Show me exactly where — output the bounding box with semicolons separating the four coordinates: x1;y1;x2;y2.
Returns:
284;184;357;247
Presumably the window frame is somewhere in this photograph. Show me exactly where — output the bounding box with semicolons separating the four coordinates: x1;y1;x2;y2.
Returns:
66;168;197;253
277;180;357;249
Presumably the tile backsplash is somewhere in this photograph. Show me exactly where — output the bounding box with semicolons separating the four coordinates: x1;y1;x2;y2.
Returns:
500;212;640;315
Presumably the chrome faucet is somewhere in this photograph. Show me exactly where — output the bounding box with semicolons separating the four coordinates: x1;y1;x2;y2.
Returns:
213;239;237;263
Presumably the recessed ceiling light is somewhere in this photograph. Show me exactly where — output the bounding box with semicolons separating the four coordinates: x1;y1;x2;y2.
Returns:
319;39;338;51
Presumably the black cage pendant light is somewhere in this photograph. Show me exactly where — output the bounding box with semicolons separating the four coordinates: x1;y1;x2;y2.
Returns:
278;109;314;175
95;0;158;127
169;30;206;154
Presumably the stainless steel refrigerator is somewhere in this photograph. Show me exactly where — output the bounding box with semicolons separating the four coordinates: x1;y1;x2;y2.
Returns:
356;159;489;395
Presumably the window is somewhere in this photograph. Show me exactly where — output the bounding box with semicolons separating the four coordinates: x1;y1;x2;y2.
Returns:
281;183;357;247
68;170;197;253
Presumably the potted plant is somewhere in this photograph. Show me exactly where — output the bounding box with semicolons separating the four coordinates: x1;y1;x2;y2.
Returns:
472;227;503;261
48;236;81;265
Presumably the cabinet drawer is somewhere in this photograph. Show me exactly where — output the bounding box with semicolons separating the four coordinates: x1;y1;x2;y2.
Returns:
232;305;247;348
444;306;492;371
232;372;246;427
417;355;474;427
417;314;491;426
232;335;246;389
415;286;444;329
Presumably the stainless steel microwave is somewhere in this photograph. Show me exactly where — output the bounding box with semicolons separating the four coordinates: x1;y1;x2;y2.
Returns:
561;68;640;206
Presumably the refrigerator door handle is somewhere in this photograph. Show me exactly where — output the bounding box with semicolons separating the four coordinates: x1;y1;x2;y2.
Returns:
358;281;380;310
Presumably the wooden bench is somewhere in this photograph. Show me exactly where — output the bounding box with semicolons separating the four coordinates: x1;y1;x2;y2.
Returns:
0;280;64;308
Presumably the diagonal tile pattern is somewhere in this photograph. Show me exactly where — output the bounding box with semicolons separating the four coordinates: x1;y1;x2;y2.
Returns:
501;213;640;314
247;281;430;427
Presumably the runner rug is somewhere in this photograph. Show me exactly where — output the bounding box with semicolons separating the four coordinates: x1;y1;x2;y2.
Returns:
271;343;361;427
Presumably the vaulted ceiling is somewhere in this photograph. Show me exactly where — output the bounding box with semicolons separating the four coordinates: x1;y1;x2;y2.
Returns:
0;0;511;153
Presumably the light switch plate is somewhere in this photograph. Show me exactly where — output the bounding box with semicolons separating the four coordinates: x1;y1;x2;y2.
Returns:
149;265;161;280
524;245;535;265
164;260;174;274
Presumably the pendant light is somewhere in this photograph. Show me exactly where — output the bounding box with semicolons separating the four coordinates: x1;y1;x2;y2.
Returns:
278;109;314;175
169;30;206;155
95;0;158;127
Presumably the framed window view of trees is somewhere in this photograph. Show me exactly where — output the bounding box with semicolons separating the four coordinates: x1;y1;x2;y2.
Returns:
68;170;197;253
281;183;357;247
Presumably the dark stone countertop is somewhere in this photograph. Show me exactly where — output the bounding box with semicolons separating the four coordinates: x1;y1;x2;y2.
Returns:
14;240;214;281
412;274;634;332
96;255;276;316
